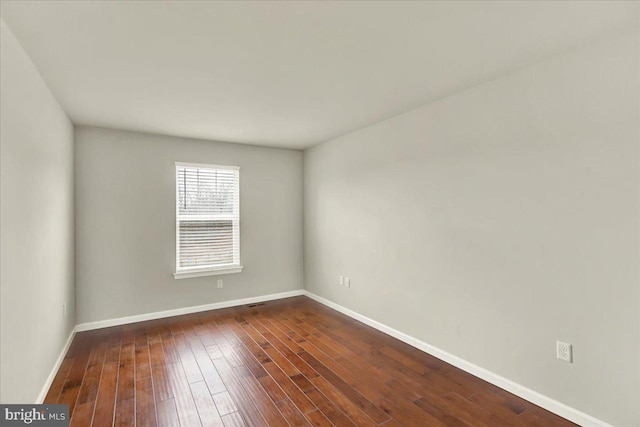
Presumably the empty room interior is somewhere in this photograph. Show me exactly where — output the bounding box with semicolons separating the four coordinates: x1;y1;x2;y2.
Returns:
1;1;639;426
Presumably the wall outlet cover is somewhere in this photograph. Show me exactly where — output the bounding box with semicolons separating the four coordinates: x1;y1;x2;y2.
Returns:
556;341;572;363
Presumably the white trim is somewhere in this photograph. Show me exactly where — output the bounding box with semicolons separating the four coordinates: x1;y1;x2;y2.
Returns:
175;161;239;170
303;291;614;427
75;290;304;332
174;265;243;279
36;326;77;403
233;169;241;266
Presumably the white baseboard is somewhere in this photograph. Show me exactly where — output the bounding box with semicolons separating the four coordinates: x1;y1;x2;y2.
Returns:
36;326;77;403
303;291;612;427
75;289;305;332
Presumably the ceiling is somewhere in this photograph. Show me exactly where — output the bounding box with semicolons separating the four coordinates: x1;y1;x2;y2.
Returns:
1;1;637;149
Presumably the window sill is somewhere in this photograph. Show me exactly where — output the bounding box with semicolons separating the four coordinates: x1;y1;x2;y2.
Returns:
173;265;244;279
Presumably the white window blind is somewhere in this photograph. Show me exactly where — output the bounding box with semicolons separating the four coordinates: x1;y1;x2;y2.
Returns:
175;162;241;277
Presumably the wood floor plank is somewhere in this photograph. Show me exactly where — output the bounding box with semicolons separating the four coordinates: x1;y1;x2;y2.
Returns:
414;394;483;427
135;376;158;427
261;360;317;414
379;419;404;427
206;343;224;360
57;340;93;413
379;397;444;427
274;398;313;427
135;330;152;380
300;325;446;427
467;389;529;425
217;339;246;369
149;338;166;367
359;382;446;427
189;333;228;395
114;398;134;427
378;344;436;375
256;328;319;380
76;341;108;406
221;411;247;427
262;344;301;377
42;296;578;427
309;376;378;427
304;409;334;426
297;350;390;424
161;331;181;364
104;333;123;363
525;402;582;426
261;317;306;349
213;356;268;427
157;398;180;427
238;321;271;349
304;388;356;427
235;344;270;379
190;380;224;427
116;341;135;403
166;362;203;427
232;365;289;427
212;391;238;416
151;363;173;402
194;322;218;347
44;356;74;403
70;401;96;427
256;374;288;403
92;361;119;427
518;410;567;427
173;333;204;384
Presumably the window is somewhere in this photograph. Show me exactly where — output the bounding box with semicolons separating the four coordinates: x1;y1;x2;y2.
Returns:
174;162;242;279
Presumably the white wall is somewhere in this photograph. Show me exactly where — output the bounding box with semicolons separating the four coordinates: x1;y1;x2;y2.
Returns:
0;20;75;403
75;126;303;324
304;29;639;427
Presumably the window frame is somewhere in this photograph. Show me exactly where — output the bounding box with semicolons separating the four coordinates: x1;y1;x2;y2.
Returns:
173;161;243;279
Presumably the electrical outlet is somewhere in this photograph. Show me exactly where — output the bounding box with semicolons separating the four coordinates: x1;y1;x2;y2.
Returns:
217;279;223;289
339;275;344;285
345;277;351;288
556;341;572;363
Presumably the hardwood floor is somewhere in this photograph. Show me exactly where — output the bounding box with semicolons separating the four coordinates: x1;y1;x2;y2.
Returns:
45;296;576;426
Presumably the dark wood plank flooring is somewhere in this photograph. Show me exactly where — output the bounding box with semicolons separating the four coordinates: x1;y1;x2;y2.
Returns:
45;296;576;426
